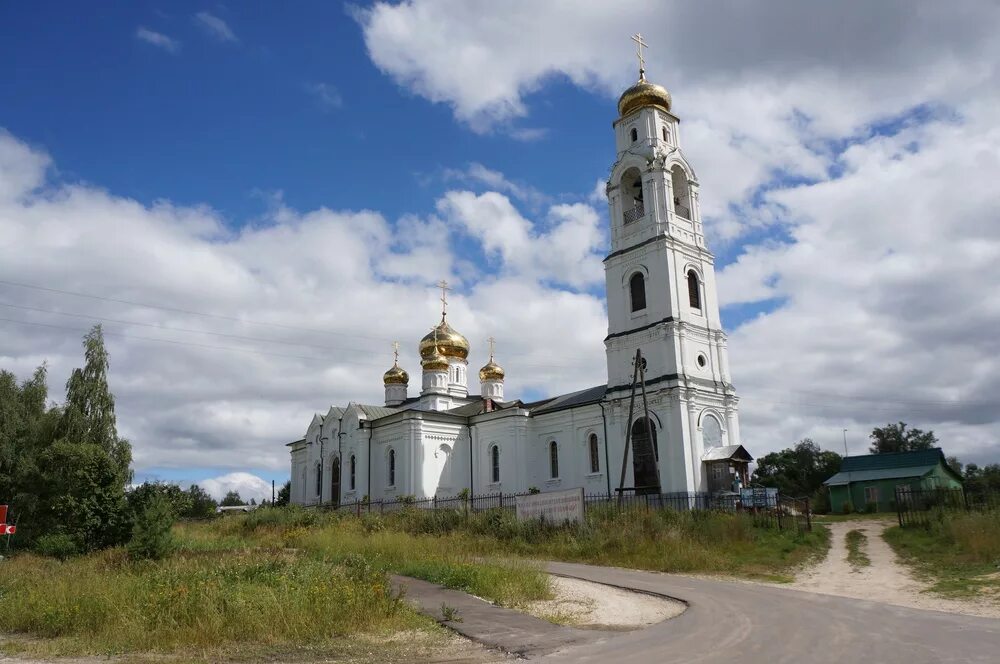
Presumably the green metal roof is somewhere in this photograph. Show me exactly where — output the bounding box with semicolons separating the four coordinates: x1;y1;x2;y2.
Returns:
839;448;946;472
825;465;937;486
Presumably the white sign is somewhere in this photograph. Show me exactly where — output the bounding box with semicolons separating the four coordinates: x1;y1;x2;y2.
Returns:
515;488;585;524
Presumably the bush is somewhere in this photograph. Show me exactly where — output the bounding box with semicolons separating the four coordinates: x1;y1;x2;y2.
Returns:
33;533;79;560
127;494;176;560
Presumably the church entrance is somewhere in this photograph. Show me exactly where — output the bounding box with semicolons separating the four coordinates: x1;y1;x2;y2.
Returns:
631;417;660;495
330;457;341;508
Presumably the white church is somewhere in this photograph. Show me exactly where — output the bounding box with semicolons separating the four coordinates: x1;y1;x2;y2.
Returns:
288;60;752;507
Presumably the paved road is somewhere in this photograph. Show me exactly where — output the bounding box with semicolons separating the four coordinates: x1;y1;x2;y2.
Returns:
541;561;1000;664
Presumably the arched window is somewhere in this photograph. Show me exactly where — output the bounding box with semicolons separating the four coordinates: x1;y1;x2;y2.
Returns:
388;448;396;487
671;165;691;219
490;445;500;483
588;433;600;473
702;415;723;448
549;441;559;479
629;272;646;312
662;127;668;141
687;270;701;309
620;167;644;224
315;462;322;497
630;127;638;142
350;454;356;490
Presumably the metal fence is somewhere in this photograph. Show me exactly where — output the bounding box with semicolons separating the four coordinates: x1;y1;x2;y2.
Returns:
896;487;1000;527
322;489;810;533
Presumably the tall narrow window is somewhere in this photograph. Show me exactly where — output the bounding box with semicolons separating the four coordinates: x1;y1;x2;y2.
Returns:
630;273;646;312
630;127;638;142
549;441;559;479
687;270;701;309
490;445;500;483
388;448;396;486
588;434;600;473
350;454;356;490
315;462;322;497
662;127;668;141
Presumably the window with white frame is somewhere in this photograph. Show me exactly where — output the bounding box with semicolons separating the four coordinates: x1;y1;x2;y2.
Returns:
549;441;559;479
490;444;500;483
388;448;396;487
588;433;600;473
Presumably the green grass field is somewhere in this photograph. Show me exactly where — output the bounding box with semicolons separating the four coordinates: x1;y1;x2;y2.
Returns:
0;505;829;660
884;509;1000;599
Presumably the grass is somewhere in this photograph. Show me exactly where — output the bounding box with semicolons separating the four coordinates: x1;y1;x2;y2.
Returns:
0;504;831;658
884;509;1000;599
0;546;423;659
812;512;895;523
844;529;871;571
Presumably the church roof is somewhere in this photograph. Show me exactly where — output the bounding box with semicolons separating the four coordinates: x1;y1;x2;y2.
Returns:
356;404;401;420
526;384;607;414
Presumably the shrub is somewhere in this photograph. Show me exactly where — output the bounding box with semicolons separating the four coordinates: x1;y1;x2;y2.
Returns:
33;533;79;560
127;494;176;560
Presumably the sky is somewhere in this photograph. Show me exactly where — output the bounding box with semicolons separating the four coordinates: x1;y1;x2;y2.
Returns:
2;1;999;502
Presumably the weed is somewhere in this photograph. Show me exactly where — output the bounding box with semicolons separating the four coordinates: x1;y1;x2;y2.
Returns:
844;529;870;571
440;603;462;622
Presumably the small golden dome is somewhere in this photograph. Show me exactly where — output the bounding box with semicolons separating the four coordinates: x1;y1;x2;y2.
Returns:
419;319;469;360
479;358;505;382
618;75;671;117
421;346;449;372
383;362;409;385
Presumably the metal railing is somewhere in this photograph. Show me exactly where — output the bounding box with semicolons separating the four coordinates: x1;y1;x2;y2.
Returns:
895;487;999;527
623;203;645;224
320;489;809;532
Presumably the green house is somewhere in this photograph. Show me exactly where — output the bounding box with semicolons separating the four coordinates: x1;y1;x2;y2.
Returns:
824;448;963;513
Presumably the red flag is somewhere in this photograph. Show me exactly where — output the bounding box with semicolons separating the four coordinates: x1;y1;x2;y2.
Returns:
0;504;7;524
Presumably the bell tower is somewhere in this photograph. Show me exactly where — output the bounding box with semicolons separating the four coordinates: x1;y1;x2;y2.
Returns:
603;36;741;492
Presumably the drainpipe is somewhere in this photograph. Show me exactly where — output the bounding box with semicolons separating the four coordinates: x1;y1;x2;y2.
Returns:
599;401;611;495
367;420;373;501
469;420;476;496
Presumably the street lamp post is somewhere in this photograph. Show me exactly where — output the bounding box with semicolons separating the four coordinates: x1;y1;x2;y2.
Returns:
842;428;853;513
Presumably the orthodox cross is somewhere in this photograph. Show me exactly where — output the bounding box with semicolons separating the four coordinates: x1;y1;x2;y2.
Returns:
487;336;496;360
631;33;648;79
436;279;451;320
392;341;400;365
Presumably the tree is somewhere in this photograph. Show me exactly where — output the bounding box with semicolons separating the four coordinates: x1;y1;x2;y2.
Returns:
751;439;842;499
58;326;132;483
220;490;244;506
275;480;291;506
127;493;176;560
127;482;193;521
869;422;938;454
963;463;1000;495
183;484;218;518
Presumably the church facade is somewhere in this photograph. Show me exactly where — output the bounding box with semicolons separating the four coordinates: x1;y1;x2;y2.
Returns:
288;67;747;506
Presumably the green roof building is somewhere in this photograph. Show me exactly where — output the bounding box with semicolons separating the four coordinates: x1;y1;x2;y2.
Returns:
823;448;963;513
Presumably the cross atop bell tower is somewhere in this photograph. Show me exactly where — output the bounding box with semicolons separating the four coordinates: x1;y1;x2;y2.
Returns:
631;32;648;80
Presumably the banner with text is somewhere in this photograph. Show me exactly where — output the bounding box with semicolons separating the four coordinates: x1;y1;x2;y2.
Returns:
515;488;585;524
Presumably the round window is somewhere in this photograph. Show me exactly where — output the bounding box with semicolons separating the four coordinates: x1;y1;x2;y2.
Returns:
697;354;707;368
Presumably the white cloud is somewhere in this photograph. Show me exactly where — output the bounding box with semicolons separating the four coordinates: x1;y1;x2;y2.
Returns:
200;472;271;503
194;12;237;43
0;133;608;476
442;163;548;208
135;27;180;53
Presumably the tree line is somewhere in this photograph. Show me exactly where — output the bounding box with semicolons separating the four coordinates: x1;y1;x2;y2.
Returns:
0;326;287;558
751;422;999;511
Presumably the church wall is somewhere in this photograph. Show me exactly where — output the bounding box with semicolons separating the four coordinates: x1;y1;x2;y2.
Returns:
526;405;608;495
417;420;467;498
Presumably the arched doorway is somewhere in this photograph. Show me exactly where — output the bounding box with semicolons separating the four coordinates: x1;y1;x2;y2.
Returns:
330;457;341;508
631;417;660;495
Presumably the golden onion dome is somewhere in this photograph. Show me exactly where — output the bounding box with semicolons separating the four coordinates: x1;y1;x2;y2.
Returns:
421;346;449;373
618;74;671;117
383;362;409;385
419;319;469;361
479;358;505;382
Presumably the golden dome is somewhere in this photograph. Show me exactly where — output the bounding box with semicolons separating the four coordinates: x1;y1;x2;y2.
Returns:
383;362;409;385
421;346;449;372
618;75;671;117
419;319;469;361
479;358;505;382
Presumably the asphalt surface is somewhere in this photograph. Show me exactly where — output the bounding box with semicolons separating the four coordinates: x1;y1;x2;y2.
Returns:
541;561;1000;663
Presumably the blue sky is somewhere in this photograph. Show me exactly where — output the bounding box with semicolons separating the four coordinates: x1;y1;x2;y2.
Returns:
2;2;999;498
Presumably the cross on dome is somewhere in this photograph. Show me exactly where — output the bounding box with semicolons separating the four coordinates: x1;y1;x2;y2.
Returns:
487;335;496;360
631;33;648;80
436;279;451;320
392;341;400;364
